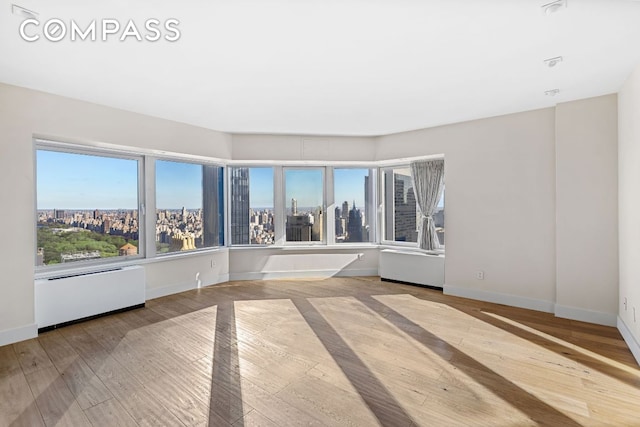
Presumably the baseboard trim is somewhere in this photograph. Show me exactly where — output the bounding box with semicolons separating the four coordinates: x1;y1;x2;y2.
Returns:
443;284;555;313
146;274;230;300
229;269;378;282
618;316;640;366
554;304;617;327
0;323;38;346
381;277;443;291
38;304;145;333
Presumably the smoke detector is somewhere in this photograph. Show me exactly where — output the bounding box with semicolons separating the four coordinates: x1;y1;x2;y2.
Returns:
542;0;567;15
544;56;563;68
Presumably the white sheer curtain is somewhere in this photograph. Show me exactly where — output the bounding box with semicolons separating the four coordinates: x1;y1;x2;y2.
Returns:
410;159;444;251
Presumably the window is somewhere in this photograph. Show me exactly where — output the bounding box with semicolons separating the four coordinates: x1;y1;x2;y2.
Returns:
36;147;141;266
434;187;445;247
155;160;223;254
230;167;275;245
382;165;445;248
383;167;418;243
284;168;325;242
334;168;375;243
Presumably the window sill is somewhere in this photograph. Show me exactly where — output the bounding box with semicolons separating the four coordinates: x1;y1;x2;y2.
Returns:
229;244;379;251
379;244;445;256
35;247;228;280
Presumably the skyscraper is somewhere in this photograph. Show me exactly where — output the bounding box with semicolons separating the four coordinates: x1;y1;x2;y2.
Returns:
347;202;363;242
312;207;323;241
203;165;223;247
394;175;418;242
364;174;373;242
335;206;344;236
230;167;250;244
292;198;298;215
286;214;312;241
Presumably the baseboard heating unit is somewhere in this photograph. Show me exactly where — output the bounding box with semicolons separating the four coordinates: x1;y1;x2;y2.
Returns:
35;265;146;332
379;249;445;289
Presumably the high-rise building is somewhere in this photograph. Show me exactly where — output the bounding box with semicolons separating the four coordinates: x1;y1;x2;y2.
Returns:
394;174;418;242
54;209;65;220
312;207;323;241
341;201;349;219
230;167;250;244
335;206;343;236
347;202;363;242
364;174;373;242
203;165;223;247
292;198;298;215
286;214;312;241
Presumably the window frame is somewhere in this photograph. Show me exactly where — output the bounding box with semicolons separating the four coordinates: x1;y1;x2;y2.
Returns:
34;139;146;271
379;160;445;252
380;164;420;248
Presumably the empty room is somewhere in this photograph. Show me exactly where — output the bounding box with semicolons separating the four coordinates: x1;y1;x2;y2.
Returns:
1;1;640;426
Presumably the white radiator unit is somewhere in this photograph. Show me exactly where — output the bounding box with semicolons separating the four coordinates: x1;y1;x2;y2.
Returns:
35;265;145;330
379;249;445;288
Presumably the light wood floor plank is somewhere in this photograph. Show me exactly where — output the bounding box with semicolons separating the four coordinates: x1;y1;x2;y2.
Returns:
25;365;92;427
0;346;45;426
84;398;139;427
1;276;638;426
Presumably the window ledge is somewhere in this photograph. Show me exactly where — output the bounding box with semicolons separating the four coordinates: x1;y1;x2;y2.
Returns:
35;247;229;280
145;247;229;263
379;245;445;256
229;244;379;251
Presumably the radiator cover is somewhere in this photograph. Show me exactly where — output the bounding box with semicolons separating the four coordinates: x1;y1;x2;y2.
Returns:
379;249;445;288
35;265;146;329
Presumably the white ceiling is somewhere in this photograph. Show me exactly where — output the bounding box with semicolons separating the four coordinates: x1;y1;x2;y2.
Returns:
1;0;640;136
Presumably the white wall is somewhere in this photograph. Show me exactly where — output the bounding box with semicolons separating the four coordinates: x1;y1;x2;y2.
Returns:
618;64;640;362
231;134;377;162
377;108;558;312
555;95;618;326
229;247;378;280
0;83;232;345
145;250;230;300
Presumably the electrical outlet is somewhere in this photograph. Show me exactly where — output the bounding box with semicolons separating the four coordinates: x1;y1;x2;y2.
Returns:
624;297;627;311
357;253;364;261
476;271;484;280
211;259;215;268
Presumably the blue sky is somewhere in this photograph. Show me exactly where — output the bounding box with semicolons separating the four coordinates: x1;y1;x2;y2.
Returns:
334;168;368;208
37;153;430;211
37;150;138;209
156;160;202;209
249;167;274;208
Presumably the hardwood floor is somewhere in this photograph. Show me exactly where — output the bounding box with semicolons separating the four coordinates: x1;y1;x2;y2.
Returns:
1;277;639;426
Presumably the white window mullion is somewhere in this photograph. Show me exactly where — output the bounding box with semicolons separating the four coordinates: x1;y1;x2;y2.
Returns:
144;156;156;258
273;166;285;246
326;166;335;244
